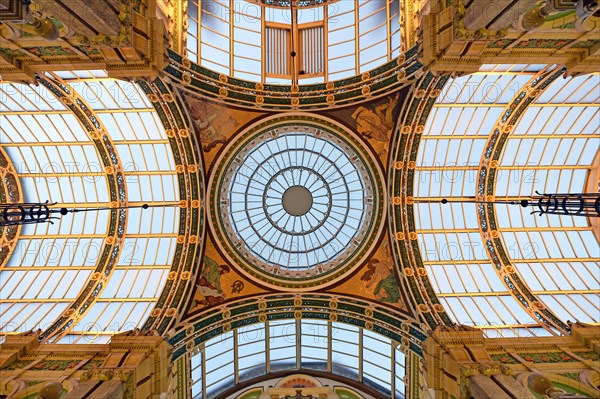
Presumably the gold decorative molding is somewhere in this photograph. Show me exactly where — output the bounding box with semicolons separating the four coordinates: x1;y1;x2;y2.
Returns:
0;0;169;82
419;0;600;74
424;325;600;399
0;0;29;21
1;332;171;398
0;145;22;270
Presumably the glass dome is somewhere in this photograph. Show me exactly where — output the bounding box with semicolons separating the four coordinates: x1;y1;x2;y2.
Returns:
227;132;366;269
209;115;385;288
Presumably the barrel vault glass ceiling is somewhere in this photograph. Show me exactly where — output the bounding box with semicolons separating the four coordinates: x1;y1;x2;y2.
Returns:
187;0;401;83
0;70;180;344
414;64;599;337
190;319;406;398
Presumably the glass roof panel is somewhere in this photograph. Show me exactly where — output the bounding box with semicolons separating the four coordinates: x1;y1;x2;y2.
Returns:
0;302;69;333
0;74;180;341
440;295;539;330
190;320;406;398
415;66;599;335
495;73;600;325
187;0;401;83
0;83;66;112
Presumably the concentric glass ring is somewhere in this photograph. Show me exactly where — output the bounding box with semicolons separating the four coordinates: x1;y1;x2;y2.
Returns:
263;166;332;235
228;132;365;270
211;118;384;287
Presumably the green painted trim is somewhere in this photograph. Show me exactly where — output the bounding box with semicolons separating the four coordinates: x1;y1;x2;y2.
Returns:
171;293;423;360
546;10;575;21
137;79;206;334
37;75;127;342
388;66;570;334
165;46;420;110
388;73;454;330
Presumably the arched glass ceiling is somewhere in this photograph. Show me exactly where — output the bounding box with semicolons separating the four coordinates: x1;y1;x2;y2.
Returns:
187;0;401;83
494;73;599;325
0;71;180;344
414;65;599;337
190;319;406;398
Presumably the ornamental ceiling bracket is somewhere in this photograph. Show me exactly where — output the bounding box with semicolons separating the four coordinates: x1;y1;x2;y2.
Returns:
475;65;570;335
137;77;205;334
400;0;428;53
452;0;510;42
0;145;23;270
389;71;455;331
407;349;426;399
157;0;186;54
0;0;167;81
36;74;129;343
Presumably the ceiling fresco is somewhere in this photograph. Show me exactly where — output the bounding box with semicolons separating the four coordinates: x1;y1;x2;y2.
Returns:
180;89;414;319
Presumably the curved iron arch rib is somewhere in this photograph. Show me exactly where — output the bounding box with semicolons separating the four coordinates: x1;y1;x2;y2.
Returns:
474;66;570;335
0;146;23;269
137;78;205;334
389;69;455;331
37;74;128;342
169;293;426;399
165;48;416;111
391;64;574;335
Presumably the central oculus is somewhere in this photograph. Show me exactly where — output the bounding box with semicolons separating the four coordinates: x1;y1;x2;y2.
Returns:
224;131;367;271
212;118;384;288
282;185;313;216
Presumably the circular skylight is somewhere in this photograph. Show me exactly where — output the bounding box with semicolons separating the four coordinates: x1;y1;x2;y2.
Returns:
209;116;384;288
228;133;366;269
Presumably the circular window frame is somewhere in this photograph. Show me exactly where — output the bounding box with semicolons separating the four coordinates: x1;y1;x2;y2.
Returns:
208;114;386;290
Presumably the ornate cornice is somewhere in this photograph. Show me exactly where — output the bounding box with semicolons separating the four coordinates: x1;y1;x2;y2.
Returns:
0;0;168;81
138;78;205;334
424;326;600;399
419;0;600;74
164;47;420;111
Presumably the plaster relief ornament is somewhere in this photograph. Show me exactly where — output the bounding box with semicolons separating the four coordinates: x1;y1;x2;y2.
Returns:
187;98;238;152
195;255;230;307
361;258;402;304
350;93;400;142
